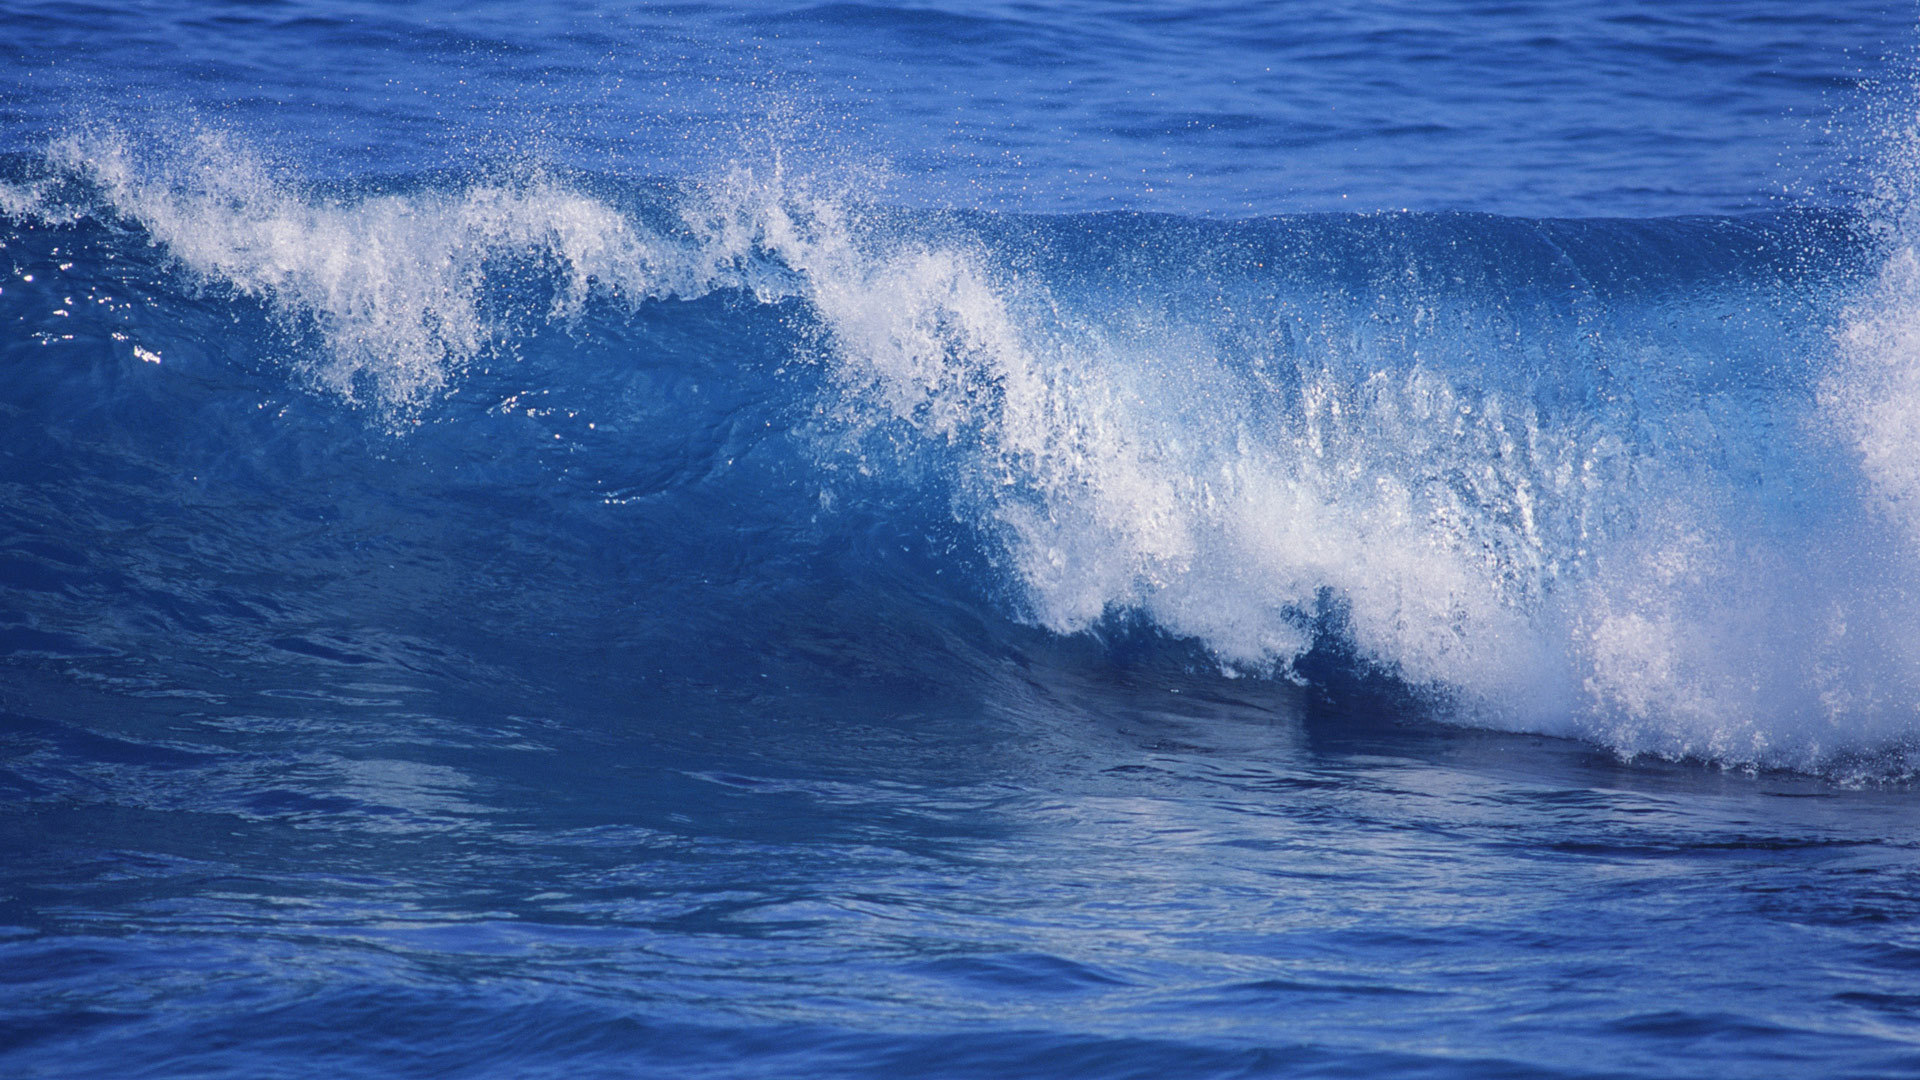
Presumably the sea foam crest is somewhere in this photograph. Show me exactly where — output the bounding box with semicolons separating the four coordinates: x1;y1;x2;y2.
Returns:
32;130;679;419
686;165;1576;722
18;129;1920;774
677;158;1920;774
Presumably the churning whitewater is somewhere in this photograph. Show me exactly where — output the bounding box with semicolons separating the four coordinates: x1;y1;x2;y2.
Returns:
6;126;1919;774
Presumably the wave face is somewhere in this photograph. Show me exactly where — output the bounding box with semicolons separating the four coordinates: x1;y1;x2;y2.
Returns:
4;130;1916;774
16;8;1920;1080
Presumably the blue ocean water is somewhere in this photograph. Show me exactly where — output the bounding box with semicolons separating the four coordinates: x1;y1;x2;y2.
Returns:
9;1;1920;1076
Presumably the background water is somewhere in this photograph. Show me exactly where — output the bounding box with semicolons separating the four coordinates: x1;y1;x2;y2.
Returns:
8;2;1920;1077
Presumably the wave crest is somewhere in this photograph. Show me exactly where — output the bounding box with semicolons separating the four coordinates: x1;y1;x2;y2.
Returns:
12;128;1920;775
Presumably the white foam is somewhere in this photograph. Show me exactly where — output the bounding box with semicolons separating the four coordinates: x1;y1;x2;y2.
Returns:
678;164;1581;729
22;127;1920;775
35;129;678;422
708;159;1920;773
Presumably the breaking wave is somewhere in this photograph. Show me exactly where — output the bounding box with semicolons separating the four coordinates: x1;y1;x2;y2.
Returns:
9;127;1920;776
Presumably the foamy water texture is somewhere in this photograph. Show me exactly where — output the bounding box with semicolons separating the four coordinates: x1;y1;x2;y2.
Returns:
29;132;683;414
15;128;1920;775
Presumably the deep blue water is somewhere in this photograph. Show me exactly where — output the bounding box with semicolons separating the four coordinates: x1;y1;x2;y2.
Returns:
8;2;1920;1077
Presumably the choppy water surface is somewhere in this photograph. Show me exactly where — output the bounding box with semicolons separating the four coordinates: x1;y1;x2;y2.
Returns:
7;2;1920;1077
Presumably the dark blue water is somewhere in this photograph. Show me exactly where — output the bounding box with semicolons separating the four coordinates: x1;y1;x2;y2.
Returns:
8;2;1920;1077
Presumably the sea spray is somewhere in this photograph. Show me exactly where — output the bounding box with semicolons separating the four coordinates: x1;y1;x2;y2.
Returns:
8;128;1919;773
26;129;681;420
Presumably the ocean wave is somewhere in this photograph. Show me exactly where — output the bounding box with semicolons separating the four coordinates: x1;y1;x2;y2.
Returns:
8;128;1920;775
